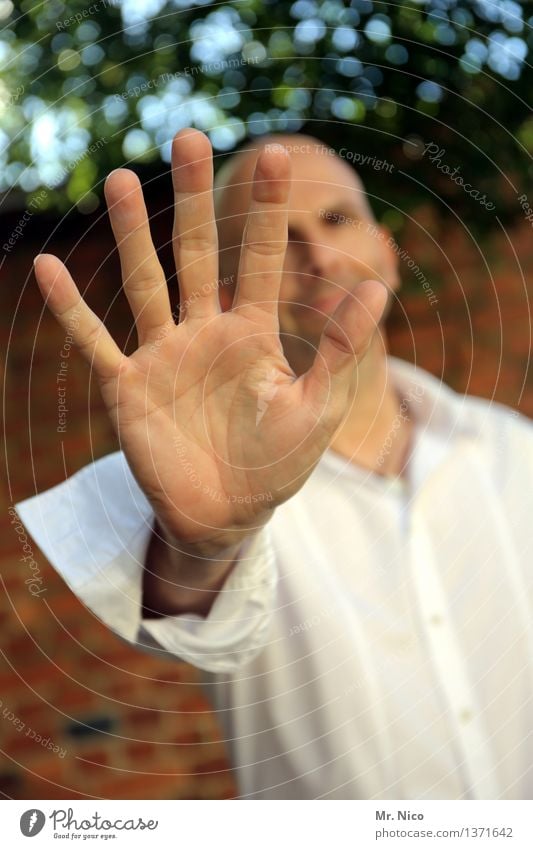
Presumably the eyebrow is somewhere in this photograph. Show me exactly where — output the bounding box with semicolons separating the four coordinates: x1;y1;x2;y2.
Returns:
310;203;364;226
321;199;363;216
287;199;365;235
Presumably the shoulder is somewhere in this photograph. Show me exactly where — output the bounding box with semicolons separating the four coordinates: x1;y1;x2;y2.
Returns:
389;356;532;482
456;391;531;447
445;387;533;489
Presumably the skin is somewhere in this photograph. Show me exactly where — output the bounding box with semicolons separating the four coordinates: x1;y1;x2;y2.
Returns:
212;133;409;471
33;128;411;616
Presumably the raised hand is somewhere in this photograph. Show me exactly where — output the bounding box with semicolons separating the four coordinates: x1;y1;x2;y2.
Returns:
34;129;387;557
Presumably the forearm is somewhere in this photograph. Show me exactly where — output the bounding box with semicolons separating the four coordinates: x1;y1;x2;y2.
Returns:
141;518;259;619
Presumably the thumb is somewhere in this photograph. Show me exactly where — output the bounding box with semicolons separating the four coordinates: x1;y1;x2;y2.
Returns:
302;279;389;405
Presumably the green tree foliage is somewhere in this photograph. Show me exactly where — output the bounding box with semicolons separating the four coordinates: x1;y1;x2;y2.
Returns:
1;0;532;223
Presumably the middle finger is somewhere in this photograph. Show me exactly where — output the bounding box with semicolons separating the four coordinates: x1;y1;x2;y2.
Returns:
232;143;290;321
171;129;220;321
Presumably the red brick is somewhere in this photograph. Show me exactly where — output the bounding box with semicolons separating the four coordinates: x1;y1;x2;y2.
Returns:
77;749;110;766
124;741;157;761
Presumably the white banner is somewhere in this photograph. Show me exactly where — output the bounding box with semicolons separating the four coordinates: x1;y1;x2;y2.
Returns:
3;799;533;848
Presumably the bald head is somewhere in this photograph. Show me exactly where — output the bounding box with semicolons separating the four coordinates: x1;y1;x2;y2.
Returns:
213;133;377;291
213;133;373;224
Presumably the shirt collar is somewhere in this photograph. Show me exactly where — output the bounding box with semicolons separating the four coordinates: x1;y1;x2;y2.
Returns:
319;356;479;494
390;356;486;490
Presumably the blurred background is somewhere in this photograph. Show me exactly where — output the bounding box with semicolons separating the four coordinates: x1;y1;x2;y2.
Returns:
1;0;532;799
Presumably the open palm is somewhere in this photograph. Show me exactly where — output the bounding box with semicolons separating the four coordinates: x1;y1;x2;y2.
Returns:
34;129;387;555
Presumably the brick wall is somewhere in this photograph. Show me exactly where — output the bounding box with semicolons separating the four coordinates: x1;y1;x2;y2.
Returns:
1;200;531;799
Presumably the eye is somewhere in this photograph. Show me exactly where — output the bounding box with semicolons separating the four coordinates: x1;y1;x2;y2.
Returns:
324;210;355;225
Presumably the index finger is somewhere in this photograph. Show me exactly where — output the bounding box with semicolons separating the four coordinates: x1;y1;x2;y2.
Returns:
33;254;124;381
232;143;290;320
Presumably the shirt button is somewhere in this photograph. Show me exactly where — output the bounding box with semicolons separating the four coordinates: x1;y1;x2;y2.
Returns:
459;708;474;724
429;614;443;625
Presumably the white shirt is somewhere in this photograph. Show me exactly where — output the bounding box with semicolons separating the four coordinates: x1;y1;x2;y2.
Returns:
15;357;533;800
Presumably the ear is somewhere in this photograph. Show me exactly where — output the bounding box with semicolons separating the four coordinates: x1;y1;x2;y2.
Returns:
377;224;401;292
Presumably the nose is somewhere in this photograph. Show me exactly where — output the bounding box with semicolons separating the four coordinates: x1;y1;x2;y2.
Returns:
289;228;343;283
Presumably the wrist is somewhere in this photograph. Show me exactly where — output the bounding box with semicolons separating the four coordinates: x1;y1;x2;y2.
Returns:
157;515;268;562
142;519;262;619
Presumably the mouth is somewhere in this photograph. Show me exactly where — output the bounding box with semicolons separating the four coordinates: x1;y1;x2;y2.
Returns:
308;293;347;315
308;281;367;315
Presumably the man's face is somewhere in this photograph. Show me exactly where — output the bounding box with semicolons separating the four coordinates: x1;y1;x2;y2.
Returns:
217;139;400;367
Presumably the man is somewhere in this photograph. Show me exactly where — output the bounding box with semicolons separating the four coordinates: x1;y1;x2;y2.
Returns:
17;129;533;800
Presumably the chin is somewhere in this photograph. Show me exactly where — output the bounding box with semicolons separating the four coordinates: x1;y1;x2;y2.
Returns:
279;325;323;371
